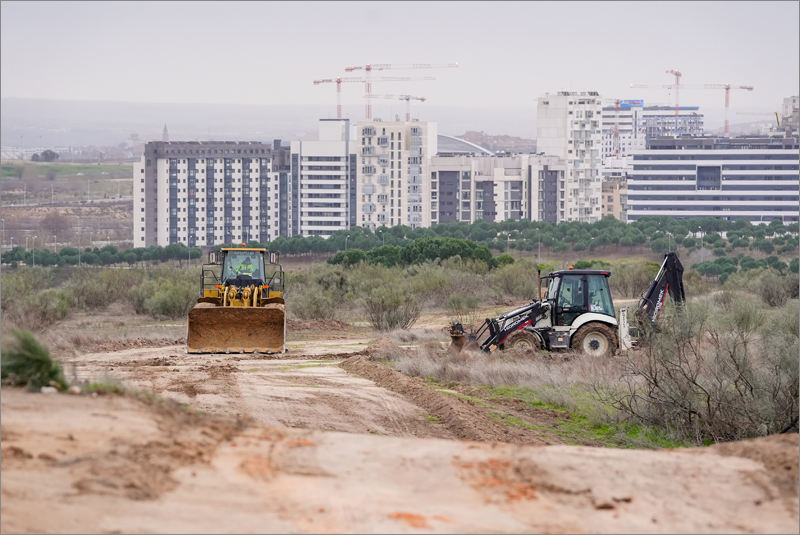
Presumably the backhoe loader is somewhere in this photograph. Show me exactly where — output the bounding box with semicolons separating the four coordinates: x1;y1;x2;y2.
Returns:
187;246;285;354
449;252;685;358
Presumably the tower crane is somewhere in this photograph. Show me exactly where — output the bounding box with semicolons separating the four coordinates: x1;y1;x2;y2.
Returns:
631;77;754;136
314;76;435;119
344;63;457;119
601;98;626;157
367;94;427;122
737;111;780;127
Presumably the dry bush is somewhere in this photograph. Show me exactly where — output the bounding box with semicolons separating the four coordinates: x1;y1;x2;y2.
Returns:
386;342;615;421
364;289;421;331
596;299;799;444
490;260;538;300
755;271;793;307
69;268;146;310
607;262;659;299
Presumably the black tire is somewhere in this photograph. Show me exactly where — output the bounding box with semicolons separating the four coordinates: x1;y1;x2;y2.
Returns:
503;330;541;352
571;323;617;358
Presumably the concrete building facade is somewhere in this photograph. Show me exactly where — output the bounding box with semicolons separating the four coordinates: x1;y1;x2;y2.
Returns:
537;91;603;223
626;136;799;223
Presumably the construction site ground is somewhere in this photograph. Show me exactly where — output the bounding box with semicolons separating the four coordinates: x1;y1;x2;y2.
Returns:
2;317;798;533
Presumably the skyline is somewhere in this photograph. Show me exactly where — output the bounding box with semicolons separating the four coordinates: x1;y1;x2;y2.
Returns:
2;1;798;115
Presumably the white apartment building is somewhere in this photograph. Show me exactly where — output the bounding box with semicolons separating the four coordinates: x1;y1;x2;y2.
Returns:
627;136;799;223
356;119;437;231
537;91;603;223
290;119;356;237
133;141;284;247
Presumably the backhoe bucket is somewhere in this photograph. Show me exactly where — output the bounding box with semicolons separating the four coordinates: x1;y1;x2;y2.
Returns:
187;301;285;354
449;330;481;353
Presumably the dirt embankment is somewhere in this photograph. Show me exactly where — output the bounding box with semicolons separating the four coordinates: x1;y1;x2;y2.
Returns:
1;388;797;534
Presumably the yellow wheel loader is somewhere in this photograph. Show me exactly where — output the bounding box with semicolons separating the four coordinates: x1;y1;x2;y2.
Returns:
187;246;285;354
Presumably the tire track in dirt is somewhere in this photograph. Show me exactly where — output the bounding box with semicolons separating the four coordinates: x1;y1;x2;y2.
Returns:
339;356;552;445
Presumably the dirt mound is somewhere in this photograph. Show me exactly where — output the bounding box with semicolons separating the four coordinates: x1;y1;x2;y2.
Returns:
286;318;354;332
339;355;548;445
705;434;799;500
361;336;409;360
81;338;185;354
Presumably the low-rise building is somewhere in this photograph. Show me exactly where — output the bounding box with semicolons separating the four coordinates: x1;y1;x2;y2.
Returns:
626;135;799;223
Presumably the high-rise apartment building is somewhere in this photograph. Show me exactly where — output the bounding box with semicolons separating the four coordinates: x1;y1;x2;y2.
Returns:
290;119;356;237
133;141;288;247
537;91;603;223
627;136;799;223
356;119;437;231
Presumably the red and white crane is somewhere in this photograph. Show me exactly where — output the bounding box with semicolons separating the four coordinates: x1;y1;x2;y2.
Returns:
313;76;435;119
368;94;427;121
344;63;457;119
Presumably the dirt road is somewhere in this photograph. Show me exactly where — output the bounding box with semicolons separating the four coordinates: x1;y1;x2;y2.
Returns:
2;328;798;533
2;388;797;534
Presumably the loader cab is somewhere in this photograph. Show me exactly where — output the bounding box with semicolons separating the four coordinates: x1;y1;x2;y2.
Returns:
544;270;615;327
221;249;266;286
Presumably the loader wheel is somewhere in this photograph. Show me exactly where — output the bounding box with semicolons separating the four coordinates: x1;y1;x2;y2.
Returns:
503;330;541;352
571;323;617;359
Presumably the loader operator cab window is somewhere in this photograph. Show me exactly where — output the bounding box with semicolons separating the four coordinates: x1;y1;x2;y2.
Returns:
222;251;264;285
555;274;585;326
587;275;614;317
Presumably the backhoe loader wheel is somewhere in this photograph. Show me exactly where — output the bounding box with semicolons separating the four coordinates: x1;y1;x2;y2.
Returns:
571;323;617;359
503;330;541;352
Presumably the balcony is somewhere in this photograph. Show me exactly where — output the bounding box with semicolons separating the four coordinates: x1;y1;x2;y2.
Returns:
362;146;376;156
377;174;389;185
408;213;422;223
362;127;376;136
378;156;389;166
363;203;376;213
410;146;422;156
377;213;388;222
362;183;376;194
408;194;422;203
362;165;376;175
377;194;388;204
377;136;388;146
410;126;422;136
408;175;422;185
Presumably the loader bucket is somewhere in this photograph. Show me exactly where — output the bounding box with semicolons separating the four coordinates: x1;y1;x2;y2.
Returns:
187;301;285;354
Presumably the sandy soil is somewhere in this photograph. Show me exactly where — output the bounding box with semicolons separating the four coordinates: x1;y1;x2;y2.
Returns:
1;388;797;534
2;327;798;533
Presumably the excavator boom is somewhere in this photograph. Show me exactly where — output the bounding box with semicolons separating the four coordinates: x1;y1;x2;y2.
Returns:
636;252;685;327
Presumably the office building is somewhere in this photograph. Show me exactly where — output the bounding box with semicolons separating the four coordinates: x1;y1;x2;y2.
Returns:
626;136;799;223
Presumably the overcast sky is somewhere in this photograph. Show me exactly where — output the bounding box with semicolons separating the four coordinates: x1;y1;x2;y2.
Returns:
2;1;798;115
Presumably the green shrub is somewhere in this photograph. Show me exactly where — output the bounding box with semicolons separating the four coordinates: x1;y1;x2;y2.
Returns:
1;329;66;391
496;254;514;266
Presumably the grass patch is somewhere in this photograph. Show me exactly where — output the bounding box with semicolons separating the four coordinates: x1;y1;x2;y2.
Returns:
425;414;443;423
478;384;694;449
